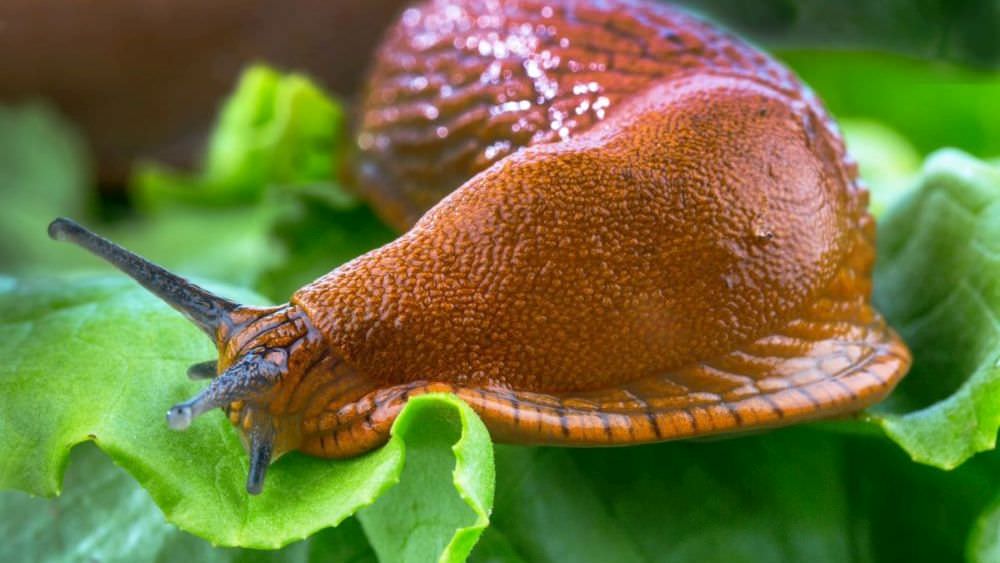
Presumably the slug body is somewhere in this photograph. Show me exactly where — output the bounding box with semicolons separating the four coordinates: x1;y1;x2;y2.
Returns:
50;0;910;494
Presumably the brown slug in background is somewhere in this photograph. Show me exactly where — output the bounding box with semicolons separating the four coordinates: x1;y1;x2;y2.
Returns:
0;0;412;186
49;0;910;495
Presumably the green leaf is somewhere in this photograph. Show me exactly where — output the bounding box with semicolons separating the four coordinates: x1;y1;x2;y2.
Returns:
682;0;1000;69
0;442;378;562
0;275;493;554
0;443;203;563
475;431;858;563
256;196;395;301
469;432;1000;563
845;440;1000;562
134;65;349;207
839;119;921;218
0;104;94;273
107;201;288;290
359;395;495;563
0;102;286;289
780;50;1000;157
869;150;1000;468
121;64;374;299
972;493;1000;563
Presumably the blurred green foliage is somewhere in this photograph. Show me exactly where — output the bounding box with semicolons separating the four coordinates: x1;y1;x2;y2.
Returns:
781;51;1000;157
134;65;347;208
0;105;93;273
682;0;1000;69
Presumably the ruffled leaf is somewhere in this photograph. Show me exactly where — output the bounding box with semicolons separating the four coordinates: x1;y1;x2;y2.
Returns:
0;276;493;555
869;150;1000;468
359;395;494;563
0;442;378;562
133;65;350;208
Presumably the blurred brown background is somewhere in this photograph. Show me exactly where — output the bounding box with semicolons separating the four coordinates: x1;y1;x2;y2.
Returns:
1;0;996;188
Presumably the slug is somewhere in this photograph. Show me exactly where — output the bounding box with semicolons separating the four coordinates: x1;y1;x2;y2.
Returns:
49;0;911;494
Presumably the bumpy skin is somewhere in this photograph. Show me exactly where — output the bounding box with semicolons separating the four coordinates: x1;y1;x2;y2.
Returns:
223;0;910;458
354;0;845;231
314;76;852;390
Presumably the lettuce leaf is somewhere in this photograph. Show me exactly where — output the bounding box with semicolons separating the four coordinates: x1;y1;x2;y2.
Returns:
867;150;1000;469
0;276;492;558
0;442;378;562
134;65;348;208
0;104;93;273
359;395;494;563
128;65;394;302
469;433;1000;563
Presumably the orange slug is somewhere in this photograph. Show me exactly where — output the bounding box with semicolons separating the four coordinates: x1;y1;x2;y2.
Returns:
49;0;910;494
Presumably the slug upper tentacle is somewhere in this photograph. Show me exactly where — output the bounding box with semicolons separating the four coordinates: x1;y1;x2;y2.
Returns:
47;218;239;336
186;361;218;380
49;0;911;495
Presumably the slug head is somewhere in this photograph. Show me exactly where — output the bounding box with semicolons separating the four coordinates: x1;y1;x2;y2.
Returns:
48;218;318;494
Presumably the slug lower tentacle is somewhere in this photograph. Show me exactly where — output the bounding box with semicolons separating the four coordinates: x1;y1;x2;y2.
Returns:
49;0;911;495
166;353;282;431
